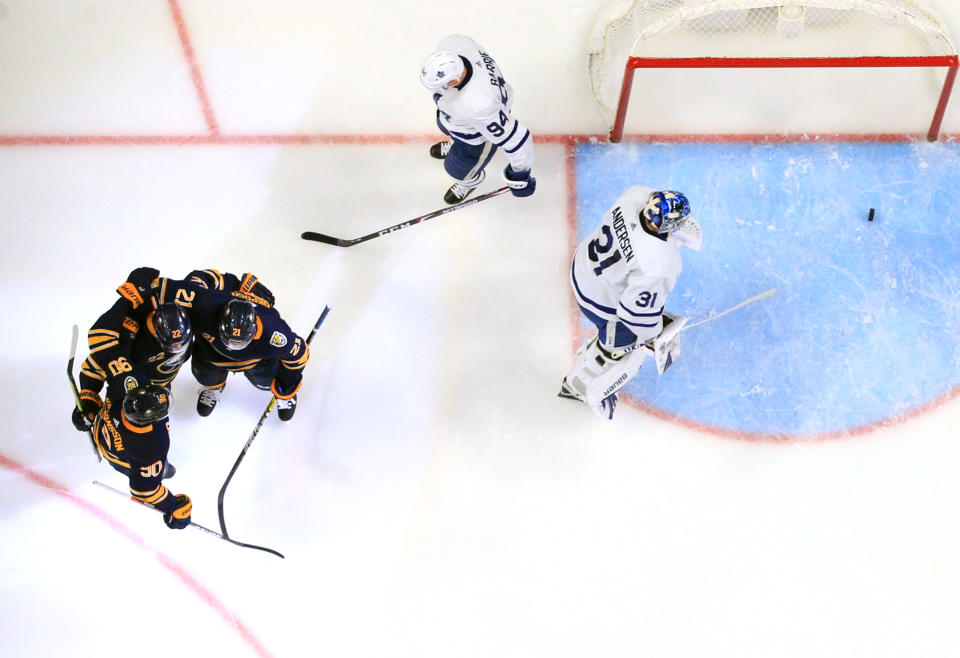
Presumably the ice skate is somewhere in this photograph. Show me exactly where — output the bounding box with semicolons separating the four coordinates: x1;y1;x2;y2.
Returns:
430;140;453;159
444;170;485;204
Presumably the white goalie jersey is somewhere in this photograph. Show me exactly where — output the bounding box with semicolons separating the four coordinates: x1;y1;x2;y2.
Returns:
571;185;685;344
432;34;534;172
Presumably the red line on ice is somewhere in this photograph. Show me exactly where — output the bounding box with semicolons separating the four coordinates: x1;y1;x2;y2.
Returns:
166;0;220;135
0;453;274;658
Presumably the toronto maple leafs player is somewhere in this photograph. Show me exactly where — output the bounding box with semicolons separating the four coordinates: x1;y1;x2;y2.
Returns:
420;34;535;204
560;186;702;420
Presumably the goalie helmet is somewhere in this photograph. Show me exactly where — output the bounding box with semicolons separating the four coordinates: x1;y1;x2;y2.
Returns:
153;302;192;354
420;50;465;91
122;384;171;427
642;191;691;234
218;299;257;351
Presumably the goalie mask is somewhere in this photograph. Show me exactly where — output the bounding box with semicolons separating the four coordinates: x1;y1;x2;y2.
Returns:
642;191;691;234
218;299;257;351
420;50;465;91
122;385;171;427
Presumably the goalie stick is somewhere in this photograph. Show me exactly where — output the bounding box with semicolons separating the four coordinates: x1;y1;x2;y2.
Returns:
621;288;778;372
68;324;102;462
301;186;511;247
217;305;331;552
93;480;284;559
682;288;778;332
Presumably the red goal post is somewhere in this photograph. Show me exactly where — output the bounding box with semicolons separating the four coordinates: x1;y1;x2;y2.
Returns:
588;0;959;142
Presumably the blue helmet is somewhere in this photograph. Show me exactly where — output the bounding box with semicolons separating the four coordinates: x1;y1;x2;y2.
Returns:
642;191;691;234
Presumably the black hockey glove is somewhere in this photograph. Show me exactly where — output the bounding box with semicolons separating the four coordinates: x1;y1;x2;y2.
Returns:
162;494;192;530
503;165;536;198
71;393;102;432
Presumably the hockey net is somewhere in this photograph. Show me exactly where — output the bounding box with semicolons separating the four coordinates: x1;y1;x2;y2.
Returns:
588;0;958;141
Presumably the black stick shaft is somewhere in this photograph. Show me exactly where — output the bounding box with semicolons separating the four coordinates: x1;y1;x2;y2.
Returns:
93;480;284;559
301;186;511;247
216;306;331;546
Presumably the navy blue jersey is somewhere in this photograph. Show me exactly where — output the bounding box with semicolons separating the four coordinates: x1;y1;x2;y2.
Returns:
93;396;179;513
153;277;309;398
79;298;192;403
184;268;276;306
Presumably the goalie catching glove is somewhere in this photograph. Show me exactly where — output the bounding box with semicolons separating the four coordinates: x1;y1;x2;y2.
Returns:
503;165;536;198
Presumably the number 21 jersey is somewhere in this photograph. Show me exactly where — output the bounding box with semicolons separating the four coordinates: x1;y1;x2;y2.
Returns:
570;185;683;344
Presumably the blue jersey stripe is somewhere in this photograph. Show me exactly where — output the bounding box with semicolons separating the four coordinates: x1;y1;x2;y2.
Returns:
619;303;663;318
571;263;616;316
496;121;519;148
450;129;482;141
505;129;530;154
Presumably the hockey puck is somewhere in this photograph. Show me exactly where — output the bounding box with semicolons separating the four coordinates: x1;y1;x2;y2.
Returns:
868;208;875;222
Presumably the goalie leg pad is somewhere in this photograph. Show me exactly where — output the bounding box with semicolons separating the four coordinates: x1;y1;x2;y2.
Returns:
564;336;649;411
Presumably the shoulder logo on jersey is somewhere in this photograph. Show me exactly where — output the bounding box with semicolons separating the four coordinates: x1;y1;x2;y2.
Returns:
123;375;139;392
270;331;287;347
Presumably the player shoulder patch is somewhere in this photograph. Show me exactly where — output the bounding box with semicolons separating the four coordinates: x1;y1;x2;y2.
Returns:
269;331;287;347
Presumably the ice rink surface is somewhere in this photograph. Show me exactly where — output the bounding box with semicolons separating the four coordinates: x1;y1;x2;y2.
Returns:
2;2;960;657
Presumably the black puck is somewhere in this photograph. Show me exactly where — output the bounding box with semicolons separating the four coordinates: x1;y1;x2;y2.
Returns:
868;208;875;222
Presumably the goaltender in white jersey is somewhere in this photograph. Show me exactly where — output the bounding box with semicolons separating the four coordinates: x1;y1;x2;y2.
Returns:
560;185;702;420
420;34;535;204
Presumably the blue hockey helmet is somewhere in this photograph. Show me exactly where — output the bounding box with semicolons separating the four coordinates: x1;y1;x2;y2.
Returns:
642;191;691;234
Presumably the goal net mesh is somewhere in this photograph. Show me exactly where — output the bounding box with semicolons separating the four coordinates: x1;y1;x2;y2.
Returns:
588;0;957;131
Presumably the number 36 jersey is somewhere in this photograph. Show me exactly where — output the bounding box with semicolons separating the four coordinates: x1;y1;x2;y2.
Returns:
571;185;683;344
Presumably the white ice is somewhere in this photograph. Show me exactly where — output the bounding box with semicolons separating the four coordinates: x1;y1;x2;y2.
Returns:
2;1;960;657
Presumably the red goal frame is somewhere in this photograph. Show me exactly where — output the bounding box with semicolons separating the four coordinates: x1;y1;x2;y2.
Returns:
610;54;959;142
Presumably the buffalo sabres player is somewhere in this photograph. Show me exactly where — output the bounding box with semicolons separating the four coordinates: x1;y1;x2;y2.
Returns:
71;268;192;433
420;34;535;204
91;383;192;530
560;187;702;420
150;274;310;421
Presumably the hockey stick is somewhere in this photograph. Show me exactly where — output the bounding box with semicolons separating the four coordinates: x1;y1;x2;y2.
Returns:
682;288;777;332
216;305;331;547
93;480;284;559
301;186;511;247
618;288;778;363
68;324;102;462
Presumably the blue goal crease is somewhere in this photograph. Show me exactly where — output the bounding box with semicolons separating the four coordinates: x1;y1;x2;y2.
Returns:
572;141;960;435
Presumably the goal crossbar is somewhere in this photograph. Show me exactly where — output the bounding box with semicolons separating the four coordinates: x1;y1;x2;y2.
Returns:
613;55;959;141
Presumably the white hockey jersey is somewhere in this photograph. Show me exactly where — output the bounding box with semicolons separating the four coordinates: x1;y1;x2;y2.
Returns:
432;34;534;172
571;185;686;344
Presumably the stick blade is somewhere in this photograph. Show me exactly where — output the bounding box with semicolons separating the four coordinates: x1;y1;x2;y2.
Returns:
70;324;79;360
301;231;353;247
